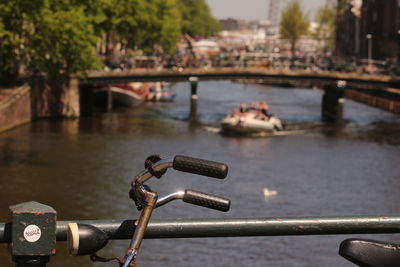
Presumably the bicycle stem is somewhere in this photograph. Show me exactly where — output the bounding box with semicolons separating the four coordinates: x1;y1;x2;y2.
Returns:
124;157;174;266
123;186;158;267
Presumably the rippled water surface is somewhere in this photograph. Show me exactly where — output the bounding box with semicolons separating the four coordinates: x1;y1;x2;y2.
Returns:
1;81;400;266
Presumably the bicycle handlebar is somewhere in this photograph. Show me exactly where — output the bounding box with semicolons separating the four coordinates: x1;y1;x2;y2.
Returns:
172;155;228;179
182;189;230;212
134;155;228;185
155;190;231;212
123;155;230;267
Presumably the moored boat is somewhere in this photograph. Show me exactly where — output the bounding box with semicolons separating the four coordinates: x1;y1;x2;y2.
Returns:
146;82;176;102
93;83;148;108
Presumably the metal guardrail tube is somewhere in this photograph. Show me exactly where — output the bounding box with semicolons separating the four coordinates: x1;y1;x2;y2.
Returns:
147;216;400;238
54;220;135;242
2;216;400;243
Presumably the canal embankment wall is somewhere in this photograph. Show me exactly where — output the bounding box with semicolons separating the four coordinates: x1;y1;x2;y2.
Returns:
345;88;400;114
0;77;80;133
0;85;31;133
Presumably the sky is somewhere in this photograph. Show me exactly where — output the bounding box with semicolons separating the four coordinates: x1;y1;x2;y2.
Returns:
205;0;327;21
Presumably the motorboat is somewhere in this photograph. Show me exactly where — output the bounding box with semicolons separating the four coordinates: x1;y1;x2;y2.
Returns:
221;112;284;135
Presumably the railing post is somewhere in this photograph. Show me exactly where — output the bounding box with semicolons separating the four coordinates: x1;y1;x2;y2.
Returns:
9;201;56;267
322;80;346;123
189;76;198;122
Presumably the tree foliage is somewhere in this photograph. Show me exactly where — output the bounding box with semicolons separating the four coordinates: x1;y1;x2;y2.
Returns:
280;0;309;57
95;0;181;56
29;6;101;82
125;0;181;54
312;3;336;48
0;0;39;81
0;0;101;84
177;0;221;37
0;0;218;84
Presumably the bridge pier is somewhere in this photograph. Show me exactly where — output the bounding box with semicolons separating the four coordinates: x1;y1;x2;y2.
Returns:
106;86;113;111
31;76;80;118
189;77;198;122
322;81;346;123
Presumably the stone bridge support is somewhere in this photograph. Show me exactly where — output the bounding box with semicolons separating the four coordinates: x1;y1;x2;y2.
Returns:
322;81;346;123
189;76;198;122
30;75;80;119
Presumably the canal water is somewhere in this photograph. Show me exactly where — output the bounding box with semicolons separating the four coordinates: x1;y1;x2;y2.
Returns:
1;81;400;267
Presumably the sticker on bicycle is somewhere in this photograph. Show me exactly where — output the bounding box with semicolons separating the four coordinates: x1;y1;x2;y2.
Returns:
23;225;41;242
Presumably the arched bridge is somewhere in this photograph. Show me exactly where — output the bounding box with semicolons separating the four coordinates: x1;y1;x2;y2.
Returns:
82;68;400;90
78;68;400;118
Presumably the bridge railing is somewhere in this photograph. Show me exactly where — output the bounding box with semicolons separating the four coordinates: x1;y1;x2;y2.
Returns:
2;201;400;266
2;215;400;243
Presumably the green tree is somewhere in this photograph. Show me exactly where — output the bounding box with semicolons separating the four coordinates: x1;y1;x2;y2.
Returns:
98;0;180;56
0;0;101;84
147;0;181;54
0;0;218;87
0;0;102;117
0;0;41;83
312;3;336;49
29;6;101;82
280;0;309;59
28;3;102;117
177;0;221;37
119;0;181;54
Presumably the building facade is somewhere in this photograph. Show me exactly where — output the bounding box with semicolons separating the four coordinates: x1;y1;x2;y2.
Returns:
336;0;359;59
359;0;400;63
336;0;400;64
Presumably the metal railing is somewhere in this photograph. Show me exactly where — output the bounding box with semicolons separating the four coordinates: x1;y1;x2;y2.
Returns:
2;215;400;243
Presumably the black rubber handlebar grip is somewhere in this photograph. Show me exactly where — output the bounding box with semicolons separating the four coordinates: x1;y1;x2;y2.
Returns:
172;155;228;179
183;190;230;212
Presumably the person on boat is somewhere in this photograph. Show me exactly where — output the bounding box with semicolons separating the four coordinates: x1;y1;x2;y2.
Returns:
239;103;248;113
161;82;170;96
224;108;239;122
257;101;271;120
224;108;237;119
144;83;155;101
248;101;259;112
224;108;249;127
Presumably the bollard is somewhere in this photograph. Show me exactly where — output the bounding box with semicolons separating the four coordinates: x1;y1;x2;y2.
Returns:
322;80;346;123
189;76;198;122
9;201;56;267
